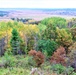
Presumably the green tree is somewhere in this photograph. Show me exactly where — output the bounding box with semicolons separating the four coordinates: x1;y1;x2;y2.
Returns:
10;28;20;55
42;23;56;40
37;39;57;57
7;21;13;28
40;17;66;40
41;17;67;29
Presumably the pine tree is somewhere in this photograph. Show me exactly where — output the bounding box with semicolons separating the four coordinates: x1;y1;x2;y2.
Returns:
10;28;20;55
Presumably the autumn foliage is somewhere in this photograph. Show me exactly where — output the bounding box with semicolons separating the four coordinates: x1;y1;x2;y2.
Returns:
56;28;73;47
50;46;66;66
29;50;44;66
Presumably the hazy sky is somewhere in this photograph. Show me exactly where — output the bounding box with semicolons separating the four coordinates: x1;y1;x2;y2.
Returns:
0;0;76;8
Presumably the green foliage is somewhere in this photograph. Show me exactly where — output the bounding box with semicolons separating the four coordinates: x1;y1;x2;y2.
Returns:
27;38;35;51
10;28;21;55
37;39;58;56
37;23;46;39
64;66;75;75
13;21;18;26
51;64;74;74
51;64;65;74
7;21;13;28
25;56;36;67
40;17;67;40
3;52;16;67
0;55;75;75
14;55;36;68
0;68;29;75
41;17;67;28
42;23;56;40
38;23;47;31
0;17;76;75
40;17;68;41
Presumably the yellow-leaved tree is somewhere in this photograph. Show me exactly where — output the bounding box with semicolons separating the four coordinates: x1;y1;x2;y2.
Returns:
56;28;73;52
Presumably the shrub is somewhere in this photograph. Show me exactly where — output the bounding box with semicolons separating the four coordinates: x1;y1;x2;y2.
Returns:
3;52;16;67
50;64;65;74
50;64;74;75
50;46;66;66
29;50;37;56
29;50;44;67
15;55;36;68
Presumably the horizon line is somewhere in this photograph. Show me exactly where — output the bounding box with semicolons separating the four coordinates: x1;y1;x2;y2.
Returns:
0;7;76;9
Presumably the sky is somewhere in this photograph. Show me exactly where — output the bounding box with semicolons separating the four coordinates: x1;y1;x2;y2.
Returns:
0;0;76;8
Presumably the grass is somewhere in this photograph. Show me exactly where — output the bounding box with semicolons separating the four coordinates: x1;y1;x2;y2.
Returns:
0;54;76;75
0;68;29;75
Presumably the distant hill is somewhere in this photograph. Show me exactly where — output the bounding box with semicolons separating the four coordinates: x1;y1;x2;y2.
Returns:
0;11;9;17
0;8;76;21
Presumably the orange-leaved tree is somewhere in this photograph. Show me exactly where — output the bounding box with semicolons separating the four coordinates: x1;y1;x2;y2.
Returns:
29;50;44;67
50;46;66;66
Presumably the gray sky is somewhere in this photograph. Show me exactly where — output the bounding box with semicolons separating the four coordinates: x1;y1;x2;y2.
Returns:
0;0;76;8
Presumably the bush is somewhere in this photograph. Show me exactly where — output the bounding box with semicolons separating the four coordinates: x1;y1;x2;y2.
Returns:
50;64;65;74
50;64;74;75
3;52;16;67
29;50;44;67
28;50;37;56
50;46;66;66
14;55;36;68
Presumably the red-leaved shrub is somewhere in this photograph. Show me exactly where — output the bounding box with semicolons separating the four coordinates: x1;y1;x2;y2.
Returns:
50;46;66;66
29;50;37;56
28;50;44;67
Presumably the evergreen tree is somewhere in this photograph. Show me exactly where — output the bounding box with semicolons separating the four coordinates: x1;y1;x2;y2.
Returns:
10;28;20;55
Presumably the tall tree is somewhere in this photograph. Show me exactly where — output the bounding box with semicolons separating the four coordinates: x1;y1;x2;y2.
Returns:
10;28;20;55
